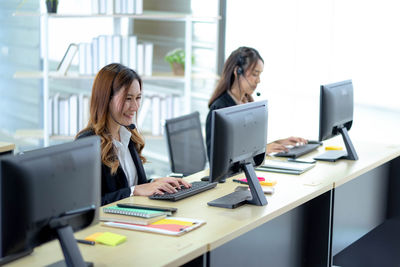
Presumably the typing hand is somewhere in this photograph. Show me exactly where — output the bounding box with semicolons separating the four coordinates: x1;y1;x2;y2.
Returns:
275;136;308;146
134;181;178;196
154;177;191;190
267;142;289;154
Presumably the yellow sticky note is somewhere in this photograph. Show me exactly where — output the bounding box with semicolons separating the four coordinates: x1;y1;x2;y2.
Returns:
260;180;277;186
84;232;104;242
325;146;343;150
95;232;127;246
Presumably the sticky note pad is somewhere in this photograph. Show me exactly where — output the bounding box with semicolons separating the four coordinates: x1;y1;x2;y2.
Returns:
325;146;343;150
95;232;127;246
84;232;104;242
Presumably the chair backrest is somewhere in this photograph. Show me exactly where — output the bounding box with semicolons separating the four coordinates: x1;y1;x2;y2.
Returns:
164;111;207;176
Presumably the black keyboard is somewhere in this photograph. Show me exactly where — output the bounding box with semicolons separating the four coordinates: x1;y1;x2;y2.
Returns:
275;143;320;158
149;181;218;201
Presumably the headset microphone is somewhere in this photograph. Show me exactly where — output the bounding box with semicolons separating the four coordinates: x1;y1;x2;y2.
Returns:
256;92;261;96
110;113;136;130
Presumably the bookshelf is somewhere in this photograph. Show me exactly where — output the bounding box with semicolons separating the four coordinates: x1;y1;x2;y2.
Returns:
13;3;222;147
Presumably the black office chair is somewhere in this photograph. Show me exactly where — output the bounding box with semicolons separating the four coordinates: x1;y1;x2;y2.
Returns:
164;111;207;176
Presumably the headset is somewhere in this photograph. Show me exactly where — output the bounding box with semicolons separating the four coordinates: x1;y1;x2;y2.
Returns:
236;53;261;97
109;65;136;130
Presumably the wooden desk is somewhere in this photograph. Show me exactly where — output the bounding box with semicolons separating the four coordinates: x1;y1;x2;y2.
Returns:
0;142;14;155
5;137;400;267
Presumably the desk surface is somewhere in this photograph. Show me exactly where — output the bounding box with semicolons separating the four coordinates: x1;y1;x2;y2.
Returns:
5;138;400;267
0;142;15;154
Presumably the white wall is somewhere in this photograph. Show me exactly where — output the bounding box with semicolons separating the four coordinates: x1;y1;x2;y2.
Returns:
226;0;400;142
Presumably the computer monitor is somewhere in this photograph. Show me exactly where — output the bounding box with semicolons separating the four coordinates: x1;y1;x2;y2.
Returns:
0;136;101;266
207;101;268;209
314;79;359;162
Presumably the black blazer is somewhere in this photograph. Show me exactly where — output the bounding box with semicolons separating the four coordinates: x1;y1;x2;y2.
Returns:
77;130;149;206
205;91;236;160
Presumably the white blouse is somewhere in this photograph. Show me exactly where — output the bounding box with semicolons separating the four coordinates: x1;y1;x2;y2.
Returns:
112;127;138;196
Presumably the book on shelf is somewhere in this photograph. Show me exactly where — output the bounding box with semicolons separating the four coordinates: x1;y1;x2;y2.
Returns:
256;159;316;175
143;42;153;76
68;94;78;136
128;35;138;70
52;93;60;135
121;36;129;67
97;35;107;71
135;0;143;14
92;37;99;74
57;43;78;76
103;217;206;236
85;43;93;75
112;35;122;63
58;97;70;136
136;43;144;75
105;35;113;65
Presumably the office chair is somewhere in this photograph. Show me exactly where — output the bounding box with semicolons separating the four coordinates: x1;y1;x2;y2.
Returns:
164;111;207;176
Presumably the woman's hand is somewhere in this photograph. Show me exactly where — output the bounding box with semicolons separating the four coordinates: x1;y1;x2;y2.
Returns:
274;136;308;146
133;177;191;196
267;142;289;154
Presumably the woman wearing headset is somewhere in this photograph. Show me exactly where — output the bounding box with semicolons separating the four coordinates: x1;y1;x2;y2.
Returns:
77;63;190;205
205;46;307;159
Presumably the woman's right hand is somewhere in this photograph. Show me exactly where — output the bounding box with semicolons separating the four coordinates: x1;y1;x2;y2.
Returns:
266;142;289;154
133;180;179;196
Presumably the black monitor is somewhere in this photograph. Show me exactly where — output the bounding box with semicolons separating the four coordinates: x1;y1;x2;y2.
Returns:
314;79;358;162
0;136;101;266
207;101;268;209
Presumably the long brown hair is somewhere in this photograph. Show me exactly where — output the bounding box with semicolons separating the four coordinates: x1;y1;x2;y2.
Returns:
208;47;264;107
77;63;146;174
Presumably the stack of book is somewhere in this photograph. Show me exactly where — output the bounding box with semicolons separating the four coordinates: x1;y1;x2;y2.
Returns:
78;35;153;76
101;204;206;236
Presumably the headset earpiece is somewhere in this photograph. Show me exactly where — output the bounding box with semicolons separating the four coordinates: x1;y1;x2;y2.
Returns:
237;66;243;75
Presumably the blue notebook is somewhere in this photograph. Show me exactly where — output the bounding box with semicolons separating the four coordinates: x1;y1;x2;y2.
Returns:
103;206;166;218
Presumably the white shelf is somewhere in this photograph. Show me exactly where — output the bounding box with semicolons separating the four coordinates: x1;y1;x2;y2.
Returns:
13;11;221;23
13;4;221;146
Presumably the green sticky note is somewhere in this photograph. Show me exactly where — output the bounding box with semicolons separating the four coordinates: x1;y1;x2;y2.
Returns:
95;232;127;246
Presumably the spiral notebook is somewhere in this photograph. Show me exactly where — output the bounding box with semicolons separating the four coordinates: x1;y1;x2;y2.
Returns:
103;206;167;218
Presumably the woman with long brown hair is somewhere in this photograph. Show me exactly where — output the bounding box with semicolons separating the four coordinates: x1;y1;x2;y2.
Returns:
77;63;190;205
206;47;307;159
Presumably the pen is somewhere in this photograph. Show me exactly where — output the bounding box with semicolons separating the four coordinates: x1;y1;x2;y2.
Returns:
232;179;248;185
76;239;95;246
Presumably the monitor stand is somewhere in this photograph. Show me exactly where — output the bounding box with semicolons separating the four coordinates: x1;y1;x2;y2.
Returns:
207;163;268;209
314;127;359;162
47;218;93;267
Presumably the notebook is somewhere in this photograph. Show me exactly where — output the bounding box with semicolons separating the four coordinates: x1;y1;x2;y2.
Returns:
256;159;316;175
103;205;167;218
103;217;206;236
100;210;166;226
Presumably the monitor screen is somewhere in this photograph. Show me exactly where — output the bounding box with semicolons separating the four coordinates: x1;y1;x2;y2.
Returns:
0;136;100;266
315;80;358;161
208;101;268;208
